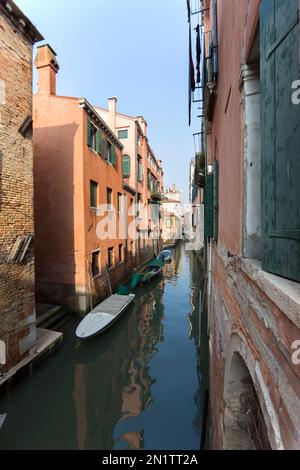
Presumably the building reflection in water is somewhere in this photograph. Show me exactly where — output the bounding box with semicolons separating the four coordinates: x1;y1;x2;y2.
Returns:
73;272;166;450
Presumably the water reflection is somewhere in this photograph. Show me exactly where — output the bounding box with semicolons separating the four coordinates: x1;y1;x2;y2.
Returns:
0;243;207;450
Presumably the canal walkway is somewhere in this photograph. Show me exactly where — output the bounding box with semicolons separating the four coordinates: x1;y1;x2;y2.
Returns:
0;243;208;450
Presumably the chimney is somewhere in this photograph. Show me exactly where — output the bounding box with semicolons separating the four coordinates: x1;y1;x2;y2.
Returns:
136;116;147;136
108;97;117;133
35;44;59;95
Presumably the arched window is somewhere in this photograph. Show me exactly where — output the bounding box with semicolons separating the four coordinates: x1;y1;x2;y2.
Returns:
122;154;130;177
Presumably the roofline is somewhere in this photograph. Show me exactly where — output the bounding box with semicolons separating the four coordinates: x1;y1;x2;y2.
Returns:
0;0;44;44
79;98;124;150
94;104;162;169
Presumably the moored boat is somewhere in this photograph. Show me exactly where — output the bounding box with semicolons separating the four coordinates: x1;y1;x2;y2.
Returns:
157;249;172;263
76;294;135;339
130;258;163;289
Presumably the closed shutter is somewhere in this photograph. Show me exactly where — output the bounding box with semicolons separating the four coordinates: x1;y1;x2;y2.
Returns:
96;129;102;154
122;155;130;177
111;144;117;165
103;139;108;160
214;160;219;241
204;174;214;239
87;119;92;147
261;0;300;281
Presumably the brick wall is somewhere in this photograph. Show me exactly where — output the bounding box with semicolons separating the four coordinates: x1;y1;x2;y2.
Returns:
0;12;35;372
209;245;300;449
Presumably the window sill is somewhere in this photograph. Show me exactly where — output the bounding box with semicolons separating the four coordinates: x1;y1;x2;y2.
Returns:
241;258;300;329
89;147;100;157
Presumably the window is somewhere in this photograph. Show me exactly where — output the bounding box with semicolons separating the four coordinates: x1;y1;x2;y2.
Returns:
166;217;172;228
147;171;151;191
104;139;116;165
107;140;112;162
137;133;141;146
91;251;100;277
260;0;300;282
87;120;102;153
118;193;122;213
107;188;112;210
138;158;143;182
118;129;128;139
90;180;98;208
119;244;124;263
108;247;114;268
122;154;130;177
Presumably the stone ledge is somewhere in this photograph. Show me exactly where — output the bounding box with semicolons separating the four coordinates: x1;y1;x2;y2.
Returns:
241;259;300;329
0;328;63;388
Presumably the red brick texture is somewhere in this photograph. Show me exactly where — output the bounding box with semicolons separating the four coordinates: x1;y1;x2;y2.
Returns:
0;12;36;372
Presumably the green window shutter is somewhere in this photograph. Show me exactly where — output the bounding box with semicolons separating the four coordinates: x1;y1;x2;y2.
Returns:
122;155;130;177
96;129;102;154
111;144;117;165
260;0;300;281
214;160;219;241
90;181;97;208
204;174;214;239
103;139;108;160
87;119;92;147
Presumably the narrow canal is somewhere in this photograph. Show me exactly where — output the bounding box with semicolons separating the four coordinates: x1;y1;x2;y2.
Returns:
0;243;208;450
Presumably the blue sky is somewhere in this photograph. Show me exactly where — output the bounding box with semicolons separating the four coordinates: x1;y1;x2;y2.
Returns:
16;0;199;200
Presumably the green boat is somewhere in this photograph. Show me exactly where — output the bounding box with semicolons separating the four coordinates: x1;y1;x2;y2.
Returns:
130;258;163;289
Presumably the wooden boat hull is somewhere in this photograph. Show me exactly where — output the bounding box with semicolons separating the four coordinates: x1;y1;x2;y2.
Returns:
141;266;162;283
76;294;135;339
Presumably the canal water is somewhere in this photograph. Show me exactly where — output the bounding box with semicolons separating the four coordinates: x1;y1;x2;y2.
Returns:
0;243;208;450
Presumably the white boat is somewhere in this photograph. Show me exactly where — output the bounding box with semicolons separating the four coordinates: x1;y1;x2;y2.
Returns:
157;250;172;263
76;294;135;339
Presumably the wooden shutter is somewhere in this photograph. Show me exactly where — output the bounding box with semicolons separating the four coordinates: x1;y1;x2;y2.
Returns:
261;0;300;281
103;139;108;160
111;144;117;165
122;155;130;177
87;119;92;147
214;160;219;241
96;129;102;154
204;174;214;239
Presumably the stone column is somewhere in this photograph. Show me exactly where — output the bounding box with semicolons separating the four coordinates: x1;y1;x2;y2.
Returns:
240;64;261;259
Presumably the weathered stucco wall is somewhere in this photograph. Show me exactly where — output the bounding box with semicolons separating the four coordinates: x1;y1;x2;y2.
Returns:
209;244;300;449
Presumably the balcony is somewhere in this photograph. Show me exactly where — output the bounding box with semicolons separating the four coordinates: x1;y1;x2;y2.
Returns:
150;191;162;202
204;30;218;120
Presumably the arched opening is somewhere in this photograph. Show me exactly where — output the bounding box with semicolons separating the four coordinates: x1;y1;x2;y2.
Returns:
122;154;130;177
224;352;271;450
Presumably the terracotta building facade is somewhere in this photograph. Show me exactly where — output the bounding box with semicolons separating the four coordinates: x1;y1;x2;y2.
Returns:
96;100;164;263
0;0;43;371
33;45;164;314
197;0;300;449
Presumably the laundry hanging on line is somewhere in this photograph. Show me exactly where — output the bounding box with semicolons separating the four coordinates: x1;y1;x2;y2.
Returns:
196;24;201;84
188;20;196;126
